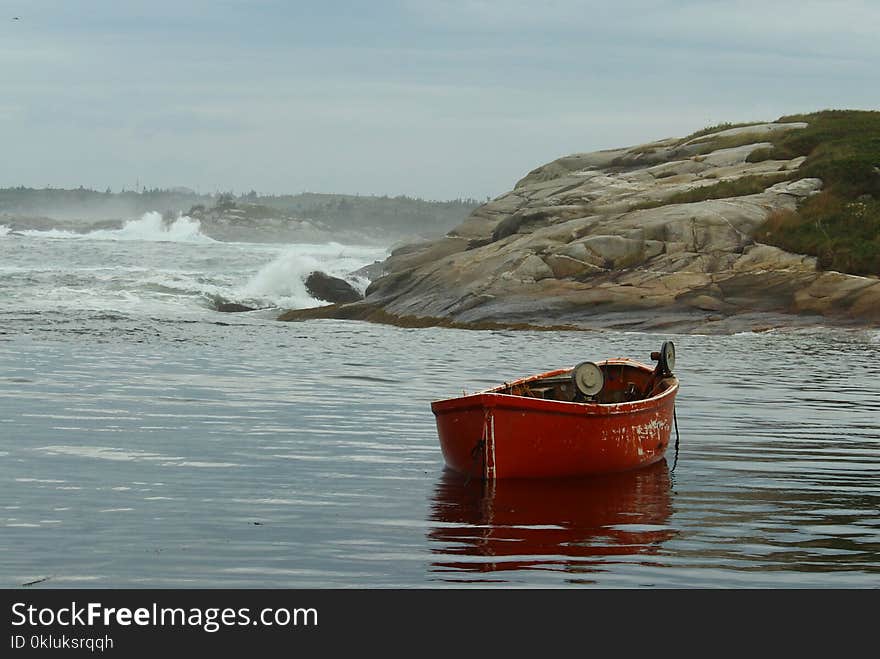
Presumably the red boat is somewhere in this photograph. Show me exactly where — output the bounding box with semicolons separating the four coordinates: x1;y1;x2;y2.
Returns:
431;342;679;479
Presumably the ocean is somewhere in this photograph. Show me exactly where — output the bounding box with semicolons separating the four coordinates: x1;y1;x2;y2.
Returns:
1;215;878;587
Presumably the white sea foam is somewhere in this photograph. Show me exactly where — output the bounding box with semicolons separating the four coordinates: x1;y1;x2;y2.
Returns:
238;248;329;309
0;225;10;237
2;215;387;316
19;212;214;243
92;212;213;243
18;228;81;239
236;243;386;309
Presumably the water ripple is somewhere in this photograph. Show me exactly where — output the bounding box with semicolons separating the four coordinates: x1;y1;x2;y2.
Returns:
1;317;878;587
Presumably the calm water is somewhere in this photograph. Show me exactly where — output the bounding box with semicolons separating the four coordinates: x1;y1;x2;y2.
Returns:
1;219;879;587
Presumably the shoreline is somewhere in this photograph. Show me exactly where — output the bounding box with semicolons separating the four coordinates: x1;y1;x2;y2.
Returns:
323;116;880;339
276;301;878;335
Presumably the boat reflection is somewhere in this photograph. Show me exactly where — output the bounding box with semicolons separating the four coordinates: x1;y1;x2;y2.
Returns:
428;460;676;579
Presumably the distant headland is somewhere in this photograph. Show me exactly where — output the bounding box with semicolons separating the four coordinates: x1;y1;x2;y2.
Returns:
0;187;479;245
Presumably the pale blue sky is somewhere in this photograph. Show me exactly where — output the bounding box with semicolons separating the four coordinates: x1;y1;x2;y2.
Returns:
2;1;879;199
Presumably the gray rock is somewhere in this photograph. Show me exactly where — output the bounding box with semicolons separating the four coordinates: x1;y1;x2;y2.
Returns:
511;254;555;281
350;260;386;281
545;254;603;278
279;119;880;332
304;271;364;304
578;235;646;268
217;302;257;313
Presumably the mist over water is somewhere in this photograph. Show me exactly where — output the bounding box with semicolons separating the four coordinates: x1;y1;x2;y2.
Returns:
1;215;878;587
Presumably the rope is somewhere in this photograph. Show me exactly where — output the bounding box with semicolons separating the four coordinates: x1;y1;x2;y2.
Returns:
463;438;484;487
463;411;490;486
670;404;681;473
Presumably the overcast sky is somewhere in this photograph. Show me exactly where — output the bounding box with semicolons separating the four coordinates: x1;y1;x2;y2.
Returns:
2;1;879;200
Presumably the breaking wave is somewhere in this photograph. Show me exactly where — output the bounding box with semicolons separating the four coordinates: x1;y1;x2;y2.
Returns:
238;251;323;309
0;225;10;237
19;212;213;243
2;217;386;317
93;212;212;243
234;243;379;309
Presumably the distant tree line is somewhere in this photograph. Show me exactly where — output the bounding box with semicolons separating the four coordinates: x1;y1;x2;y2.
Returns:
0;186;481;234
254;192;480;233
0;186;212;219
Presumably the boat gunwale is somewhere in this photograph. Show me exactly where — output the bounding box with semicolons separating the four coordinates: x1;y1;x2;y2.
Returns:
430;358;678;417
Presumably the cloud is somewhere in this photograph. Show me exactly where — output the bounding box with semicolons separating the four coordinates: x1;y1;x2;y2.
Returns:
132;110;251;138
0;105;25;122
2;1;879;199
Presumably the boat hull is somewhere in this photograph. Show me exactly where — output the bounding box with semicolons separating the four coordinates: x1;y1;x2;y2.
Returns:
431;361;678;479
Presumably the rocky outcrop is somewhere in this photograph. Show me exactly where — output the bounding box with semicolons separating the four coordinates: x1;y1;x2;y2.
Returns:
216;302;258;313
304;271;364;304
280;121;880;333
350;260;386;281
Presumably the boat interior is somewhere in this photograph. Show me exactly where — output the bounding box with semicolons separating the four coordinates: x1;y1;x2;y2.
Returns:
492;343;678;405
